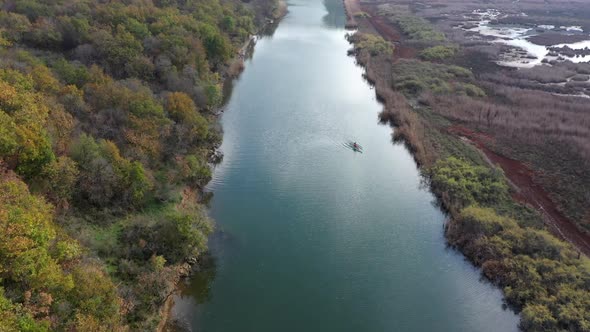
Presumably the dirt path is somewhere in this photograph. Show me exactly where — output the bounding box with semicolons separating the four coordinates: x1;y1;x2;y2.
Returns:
449;126;590;257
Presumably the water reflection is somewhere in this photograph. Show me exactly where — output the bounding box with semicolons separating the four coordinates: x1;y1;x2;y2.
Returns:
164;252;218;331
322;0;346;29
178;254;217;305
222;22;281;105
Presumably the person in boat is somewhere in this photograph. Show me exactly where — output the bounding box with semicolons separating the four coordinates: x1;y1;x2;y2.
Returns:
353;142;359;149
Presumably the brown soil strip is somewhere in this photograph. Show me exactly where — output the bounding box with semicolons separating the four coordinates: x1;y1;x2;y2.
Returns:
449;125;590;256
361;5;401;41
343;0;360;29
360;4;417;59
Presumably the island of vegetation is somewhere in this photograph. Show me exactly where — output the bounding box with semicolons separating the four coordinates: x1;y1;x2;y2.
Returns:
0;0;282;330
347;0;590;331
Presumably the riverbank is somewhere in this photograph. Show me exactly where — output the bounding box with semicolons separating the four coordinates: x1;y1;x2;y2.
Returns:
227;0;288;79
346;0;590;330
157;6;288;330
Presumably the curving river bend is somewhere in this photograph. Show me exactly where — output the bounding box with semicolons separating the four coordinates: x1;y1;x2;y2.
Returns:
169;0;520;330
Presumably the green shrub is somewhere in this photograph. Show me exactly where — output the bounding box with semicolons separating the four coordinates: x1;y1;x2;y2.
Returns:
446;203;590;332
447;65;473;78
120;210;213;264
430;157;509;208
456;206;518;237
419;45;457;61
179;154;212;187
462;83;486;98
395;79;426;94
51;58;90;87
352;33;393;57
0;287;50;332
520;304;558;331
376;4;445;42
0;75;56;179
392;60;473;96
70;134;153;209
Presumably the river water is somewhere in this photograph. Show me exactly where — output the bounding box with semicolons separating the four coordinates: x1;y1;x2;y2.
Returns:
169;0;519;330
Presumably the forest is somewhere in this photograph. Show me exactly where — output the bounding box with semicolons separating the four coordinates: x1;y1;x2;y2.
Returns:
0;0;278;329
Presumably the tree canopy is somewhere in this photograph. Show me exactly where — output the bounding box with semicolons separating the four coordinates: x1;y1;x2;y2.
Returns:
0;0;277;328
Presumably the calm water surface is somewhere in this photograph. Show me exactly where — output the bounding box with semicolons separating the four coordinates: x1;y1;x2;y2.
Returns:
170;0;519;330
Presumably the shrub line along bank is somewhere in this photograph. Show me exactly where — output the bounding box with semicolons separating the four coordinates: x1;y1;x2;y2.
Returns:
345;0;590;331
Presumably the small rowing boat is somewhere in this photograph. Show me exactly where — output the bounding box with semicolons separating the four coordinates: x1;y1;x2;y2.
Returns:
345;141;363;152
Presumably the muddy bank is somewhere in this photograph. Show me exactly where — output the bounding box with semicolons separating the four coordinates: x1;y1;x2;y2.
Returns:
156;262;193;332
527;32;590;46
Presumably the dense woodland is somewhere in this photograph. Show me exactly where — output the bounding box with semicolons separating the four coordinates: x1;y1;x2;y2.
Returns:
0;0;277;329
350;1;590;330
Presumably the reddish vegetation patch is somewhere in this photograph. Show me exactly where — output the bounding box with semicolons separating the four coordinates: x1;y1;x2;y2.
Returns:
361;5;401;41
395;45;417;59
448;125;590;256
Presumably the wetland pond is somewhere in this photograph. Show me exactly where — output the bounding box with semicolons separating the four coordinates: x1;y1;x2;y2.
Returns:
463;9;590;68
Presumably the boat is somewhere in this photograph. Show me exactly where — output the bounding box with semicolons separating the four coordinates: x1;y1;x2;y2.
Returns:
346;141;363;152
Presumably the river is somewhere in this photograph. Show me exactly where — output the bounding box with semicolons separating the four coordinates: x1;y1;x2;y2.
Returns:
168;0;520;330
